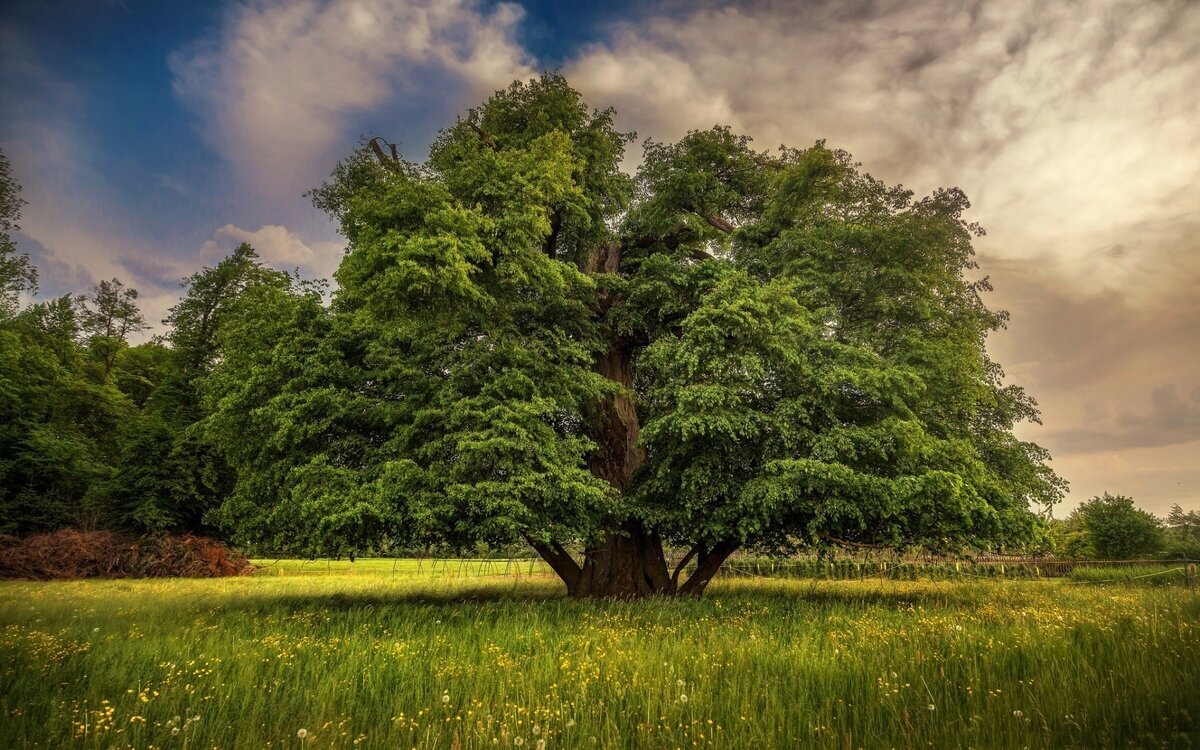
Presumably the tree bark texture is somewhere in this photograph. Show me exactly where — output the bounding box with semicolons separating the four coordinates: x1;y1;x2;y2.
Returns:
525;239;738;597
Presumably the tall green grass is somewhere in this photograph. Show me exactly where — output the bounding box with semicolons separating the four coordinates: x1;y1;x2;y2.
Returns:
1067;564;1191;586
2;563;1197;748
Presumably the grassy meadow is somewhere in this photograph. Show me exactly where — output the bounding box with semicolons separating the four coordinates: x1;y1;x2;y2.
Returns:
1;562;1198;749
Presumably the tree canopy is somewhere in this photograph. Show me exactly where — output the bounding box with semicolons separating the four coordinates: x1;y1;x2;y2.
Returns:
1060;493;1164;560
0;148;290;537
200;74;1066;597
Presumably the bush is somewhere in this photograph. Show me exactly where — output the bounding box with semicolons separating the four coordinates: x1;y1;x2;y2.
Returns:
1069;493;1163;559
0;529;254;579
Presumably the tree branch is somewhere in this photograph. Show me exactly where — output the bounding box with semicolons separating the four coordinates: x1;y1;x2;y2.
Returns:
704;213;735;234
678;540;739;596
671;544;701;588
368;137;400;170
467;120;497;151
820;534;886;550
522;534;582;592
542;208;563;258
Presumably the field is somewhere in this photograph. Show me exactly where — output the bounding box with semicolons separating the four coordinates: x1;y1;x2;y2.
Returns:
1;562;1198;749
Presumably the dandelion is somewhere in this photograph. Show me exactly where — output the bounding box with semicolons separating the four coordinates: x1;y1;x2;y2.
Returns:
514;737;524;746
171;727;180;736
297;728;308;739
442;693;451;704
676;679;685;687
927;704;935;712
679;694;689;704
532;724;541;735
1012;710;1023;719
92;627;100;633
536;740;545;750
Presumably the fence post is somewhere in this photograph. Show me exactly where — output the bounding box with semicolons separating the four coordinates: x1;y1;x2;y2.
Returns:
1188;563;1197;590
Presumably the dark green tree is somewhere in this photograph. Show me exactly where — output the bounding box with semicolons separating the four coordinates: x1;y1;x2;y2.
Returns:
103;244;290;533
77;278;147;380
0;148;36;318
207;74;1064;596
1164;503;1200;558
0;296;132;532
1068;493;1163;560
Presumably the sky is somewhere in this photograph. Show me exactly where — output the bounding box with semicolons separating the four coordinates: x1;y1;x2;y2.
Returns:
0;0;1197;514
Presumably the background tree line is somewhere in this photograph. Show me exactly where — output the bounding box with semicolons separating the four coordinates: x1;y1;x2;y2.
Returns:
1047;494;1200;560
0;147;304;536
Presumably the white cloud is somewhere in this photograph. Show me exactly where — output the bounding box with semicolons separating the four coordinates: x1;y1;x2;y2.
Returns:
565;0;1200;293
170;0;535;192
201;223;344;278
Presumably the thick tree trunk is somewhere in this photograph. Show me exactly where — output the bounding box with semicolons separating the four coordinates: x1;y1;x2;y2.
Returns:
569;334;675;598
586;343;643;493
527;241;736;598
572;521;673;598
525;333;738;597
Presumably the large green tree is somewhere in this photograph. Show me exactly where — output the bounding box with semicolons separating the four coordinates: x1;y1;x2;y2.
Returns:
207;75;1064;596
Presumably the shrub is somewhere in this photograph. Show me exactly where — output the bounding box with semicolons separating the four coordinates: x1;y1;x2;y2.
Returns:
0;529;254;579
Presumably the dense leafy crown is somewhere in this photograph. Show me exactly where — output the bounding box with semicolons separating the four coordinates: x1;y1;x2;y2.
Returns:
204;74;1065;557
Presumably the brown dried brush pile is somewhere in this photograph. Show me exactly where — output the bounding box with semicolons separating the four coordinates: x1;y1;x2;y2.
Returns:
0;529;256;580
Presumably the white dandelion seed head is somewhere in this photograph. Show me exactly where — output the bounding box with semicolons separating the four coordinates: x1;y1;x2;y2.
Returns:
679;694;689;704
532;724;541;735
442;694;451;704
514;737;524;746
297;728;308;739
676;679;685;687
171;727;180;736
928;704;935;711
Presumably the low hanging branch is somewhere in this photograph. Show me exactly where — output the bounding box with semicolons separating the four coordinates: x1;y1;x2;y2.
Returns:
670;544;701;587
521;533;582;591
820;533;887;550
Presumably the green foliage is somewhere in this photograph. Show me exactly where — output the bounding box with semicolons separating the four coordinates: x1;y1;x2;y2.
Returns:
0;167;287;536
0;296;132;532
1068;493;1164;559
0;148;36;318
205;74;1063;573
1164;503;1200;558
102;245;292;533
77;278;147;379
1;78;1067;580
